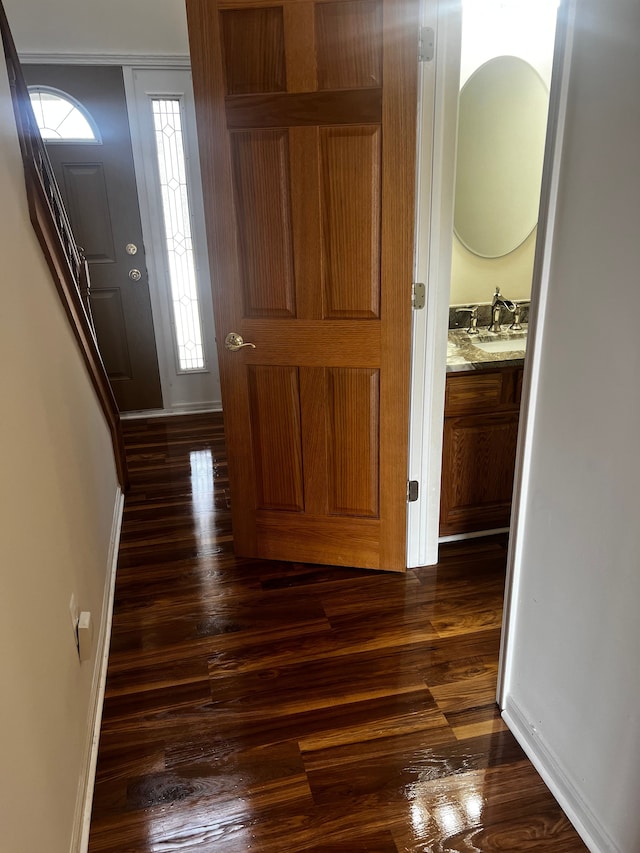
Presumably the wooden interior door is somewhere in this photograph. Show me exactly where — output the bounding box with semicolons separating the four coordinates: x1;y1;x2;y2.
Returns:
23;65;163;412
187;0;419;570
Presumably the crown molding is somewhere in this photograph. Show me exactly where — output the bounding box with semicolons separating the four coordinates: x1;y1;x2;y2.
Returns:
19;52;190;67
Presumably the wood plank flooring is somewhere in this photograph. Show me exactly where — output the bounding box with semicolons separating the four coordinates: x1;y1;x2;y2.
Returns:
88;413;587;852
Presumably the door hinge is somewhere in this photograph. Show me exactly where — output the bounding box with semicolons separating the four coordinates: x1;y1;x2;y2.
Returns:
418;26;435;62
407;480;419;502
412;282;426;310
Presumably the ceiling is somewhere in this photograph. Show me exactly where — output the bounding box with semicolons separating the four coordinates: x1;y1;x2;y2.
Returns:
4;0;189;57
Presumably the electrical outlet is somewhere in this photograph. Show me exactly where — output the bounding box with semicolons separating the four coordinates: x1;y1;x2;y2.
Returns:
77;611;93;661
69;593;79;651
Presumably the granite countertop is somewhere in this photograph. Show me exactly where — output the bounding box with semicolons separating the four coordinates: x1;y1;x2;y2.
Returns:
447;325;528;373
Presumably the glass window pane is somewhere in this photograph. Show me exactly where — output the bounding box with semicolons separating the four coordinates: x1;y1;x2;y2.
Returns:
151;99;206;372
28;88;99;142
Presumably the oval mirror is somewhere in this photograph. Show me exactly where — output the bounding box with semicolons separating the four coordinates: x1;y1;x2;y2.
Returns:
454;56;549;258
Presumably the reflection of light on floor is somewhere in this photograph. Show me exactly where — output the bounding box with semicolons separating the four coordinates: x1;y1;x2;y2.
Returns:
408;777;485;841
465;791;483;821
436;801;464;836
190;449;214;547
145;798;253;852
410;801;427;836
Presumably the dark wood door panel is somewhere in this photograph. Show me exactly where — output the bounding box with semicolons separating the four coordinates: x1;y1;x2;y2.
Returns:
327;368;380;518
320;126;381;319
230;129;296;318
220;6;287;95
248;365;304;512
316;0;383;90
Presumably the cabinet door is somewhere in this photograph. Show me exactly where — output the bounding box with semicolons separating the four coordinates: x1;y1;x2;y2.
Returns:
440;410;519;536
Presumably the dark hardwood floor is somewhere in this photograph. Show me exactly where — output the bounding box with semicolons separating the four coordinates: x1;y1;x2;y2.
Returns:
88;413;587;852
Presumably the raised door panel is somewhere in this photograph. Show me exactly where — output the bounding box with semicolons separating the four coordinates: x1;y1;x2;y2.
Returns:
328;368;380;517
61;163;115;263
90;289;132;380
230;129;296;318
220;7;286;95
316;0;382;90
248;366;304;511
320;126;381;319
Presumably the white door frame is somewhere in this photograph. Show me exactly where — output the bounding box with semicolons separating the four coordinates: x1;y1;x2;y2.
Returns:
123;66;222;413
406;0;462;568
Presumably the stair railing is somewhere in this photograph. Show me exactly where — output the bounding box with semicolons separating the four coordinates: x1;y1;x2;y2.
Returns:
0;0;128;489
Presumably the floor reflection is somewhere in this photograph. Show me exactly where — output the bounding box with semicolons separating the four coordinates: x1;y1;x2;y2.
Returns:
409;773;485;842
190;448;215;524
89;414;587;853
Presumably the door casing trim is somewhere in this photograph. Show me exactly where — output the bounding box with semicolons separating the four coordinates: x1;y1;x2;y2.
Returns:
406;0;461;568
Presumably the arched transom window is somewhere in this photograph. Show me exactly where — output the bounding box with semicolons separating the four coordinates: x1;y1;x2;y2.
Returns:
27;86;101;143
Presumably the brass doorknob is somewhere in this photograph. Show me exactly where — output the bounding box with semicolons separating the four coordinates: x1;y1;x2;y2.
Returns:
225;332;256;351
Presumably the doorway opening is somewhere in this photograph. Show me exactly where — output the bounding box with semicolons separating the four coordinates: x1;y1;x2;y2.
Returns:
24;64;222;415
407;0;560;566
23;63;165;413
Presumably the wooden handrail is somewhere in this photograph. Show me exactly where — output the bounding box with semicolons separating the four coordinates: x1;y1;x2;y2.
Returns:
0;1;128;490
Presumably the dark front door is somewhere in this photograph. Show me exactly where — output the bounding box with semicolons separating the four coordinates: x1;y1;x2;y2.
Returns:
24;64;162;412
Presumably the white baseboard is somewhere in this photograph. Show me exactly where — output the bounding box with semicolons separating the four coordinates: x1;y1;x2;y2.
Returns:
120;403;223;420
70;487;125;853
438;526;509;543
502;697;618;853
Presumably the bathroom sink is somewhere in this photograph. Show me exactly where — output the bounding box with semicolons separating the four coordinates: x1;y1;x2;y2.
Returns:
472;335;527;355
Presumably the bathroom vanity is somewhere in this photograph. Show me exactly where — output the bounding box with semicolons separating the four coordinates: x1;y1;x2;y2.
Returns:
440;329;525;537
441;27;551;537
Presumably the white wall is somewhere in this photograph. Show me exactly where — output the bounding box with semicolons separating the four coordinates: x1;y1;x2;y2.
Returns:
502;1;640;851
0;59;120;852
3;0;189;57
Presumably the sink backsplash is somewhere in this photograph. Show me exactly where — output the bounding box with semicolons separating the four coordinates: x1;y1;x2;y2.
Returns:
449;301;530;329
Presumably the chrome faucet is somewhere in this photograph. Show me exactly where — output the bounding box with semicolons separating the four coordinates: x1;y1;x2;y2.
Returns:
489;287;517;333
510;303;523;331
455;305;479;335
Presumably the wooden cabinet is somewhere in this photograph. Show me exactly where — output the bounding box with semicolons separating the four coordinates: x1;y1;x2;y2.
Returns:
440;366;523;537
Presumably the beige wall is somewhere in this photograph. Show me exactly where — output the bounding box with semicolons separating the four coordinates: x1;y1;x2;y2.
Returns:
450;228;537;306
3;0;189;57
0;61;119;852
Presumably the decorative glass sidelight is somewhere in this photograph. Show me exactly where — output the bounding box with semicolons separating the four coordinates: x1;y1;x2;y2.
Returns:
151;98;205;372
